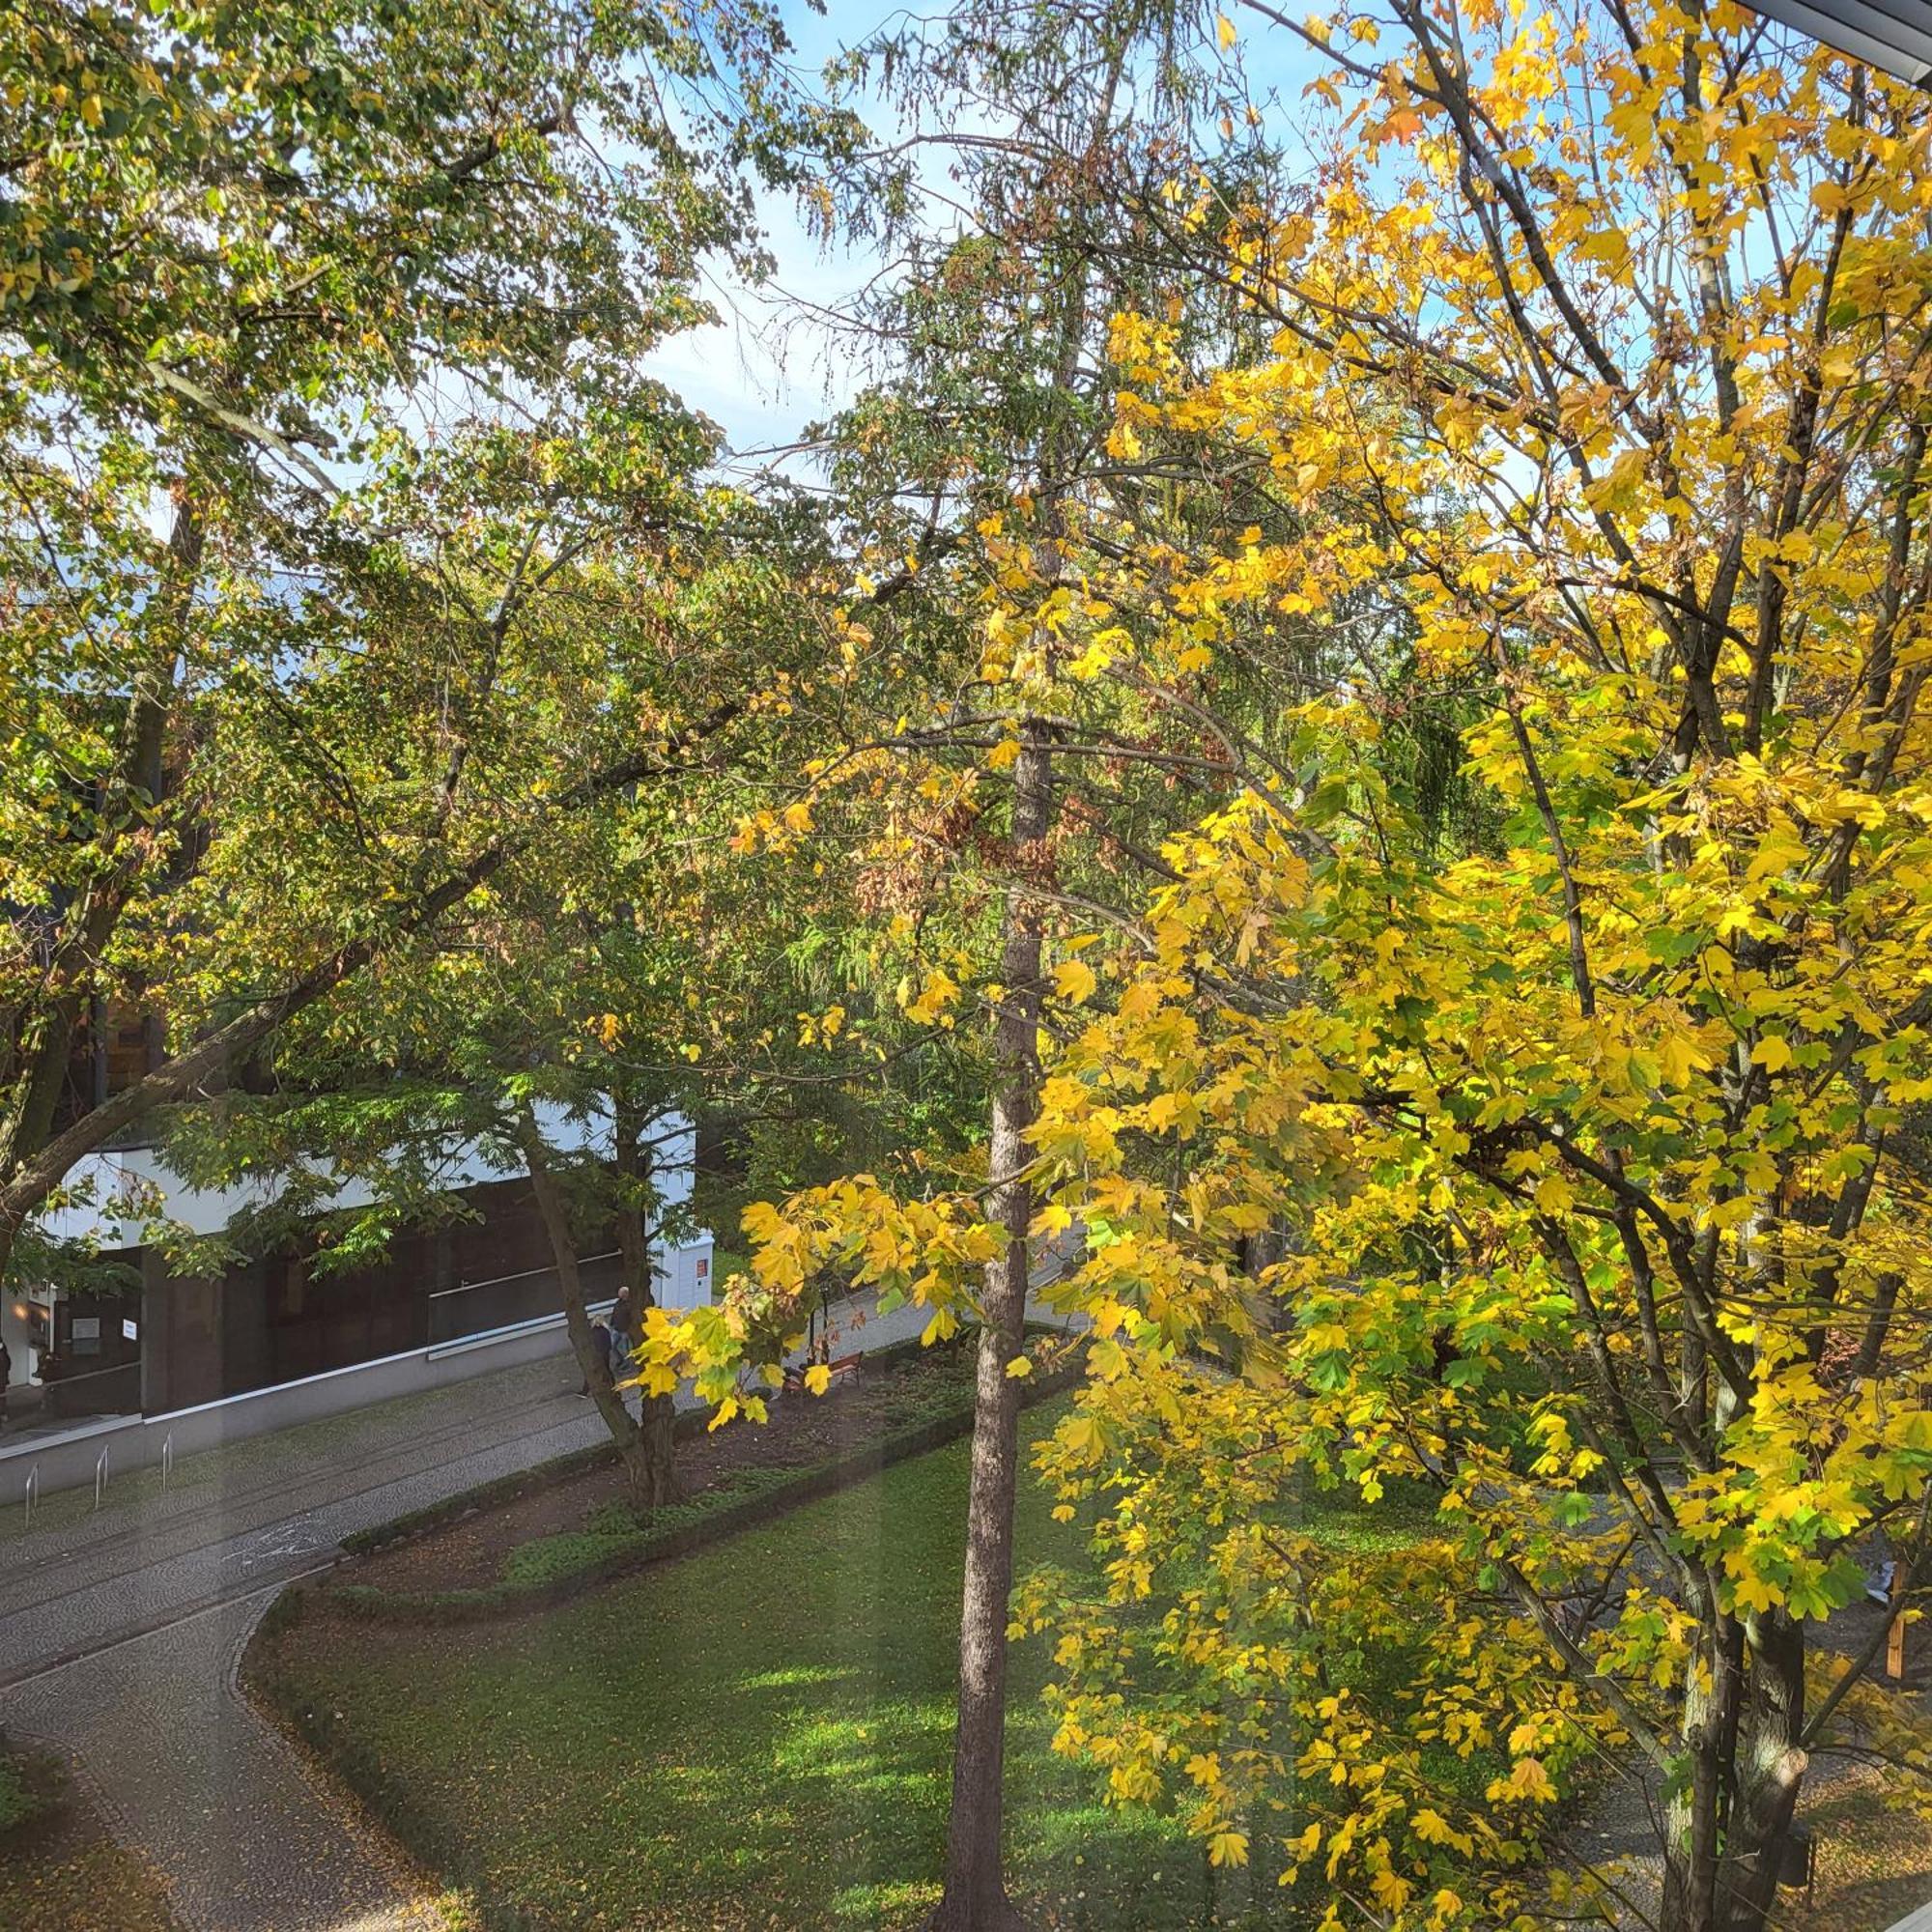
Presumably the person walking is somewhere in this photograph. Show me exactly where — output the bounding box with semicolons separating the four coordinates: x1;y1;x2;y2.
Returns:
0;1335;10;1431
607;1290;639;1422
580;1317;615;1398
608;1287;636;1365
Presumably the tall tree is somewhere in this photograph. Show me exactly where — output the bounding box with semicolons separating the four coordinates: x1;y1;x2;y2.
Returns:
642;5;1324;1923
992;5;1932;1929
156;436;849;1509
0;0;840;1289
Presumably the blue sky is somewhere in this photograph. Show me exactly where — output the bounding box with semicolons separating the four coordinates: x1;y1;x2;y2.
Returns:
638;1;910;466
637;0;1332;467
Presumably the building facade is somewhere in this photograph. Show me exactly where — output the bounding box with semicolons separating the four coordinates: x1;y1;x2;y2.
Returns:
0;1102;713;1475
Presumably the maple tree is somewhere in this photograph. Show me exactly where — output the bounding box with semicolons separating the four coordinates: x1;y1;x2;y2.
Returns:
651;0;1932;1925
999;5;1932;1931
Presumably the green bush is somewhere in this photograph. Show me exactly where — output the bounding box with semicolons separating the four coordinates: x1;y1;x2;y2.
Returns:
499;1530;643;1588
0;1751;40;1834
579;1463;777;1543
336;1327;966;1556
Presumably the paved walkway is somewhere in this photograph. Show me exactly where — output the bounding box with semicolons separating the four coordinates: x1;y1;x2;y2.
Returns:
0;1286;1070;1931
3;1589;445;1932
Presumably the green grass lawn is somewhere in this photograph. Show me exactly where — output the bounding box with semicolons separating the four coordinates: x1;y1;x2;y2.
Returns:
259;1403;1282;1931
0;1748;38;1834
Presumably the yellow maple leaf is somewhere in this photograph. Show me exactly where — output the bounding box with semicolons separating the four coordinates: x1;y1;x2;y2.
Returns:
1054;957;1098;1004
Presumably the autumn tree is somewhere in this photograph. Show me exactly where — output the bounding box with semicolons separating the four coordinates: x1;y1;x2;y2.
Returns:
968;5;1932;1930
148;410;864;1510
639;6;1337;1925
797;10;1321;1923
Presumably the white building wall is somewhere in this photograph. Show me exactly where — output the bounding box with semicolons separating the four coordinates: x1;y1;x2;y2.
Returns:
39;1100;697;1249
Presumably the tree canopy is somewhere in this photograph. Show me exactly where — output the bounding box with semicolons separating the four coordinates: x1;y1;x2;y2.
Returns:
12;0;1932;1928
643;2;1932;1927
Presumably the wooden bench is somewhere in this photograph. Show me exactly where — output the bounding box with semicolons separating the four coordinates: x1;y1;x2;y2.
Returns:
782;1350;864;1392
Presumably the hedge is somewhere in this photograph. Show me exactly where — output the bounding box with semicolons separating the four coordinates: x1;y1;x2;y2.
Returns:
338;1321;1073;1557
308;1355;1081;1625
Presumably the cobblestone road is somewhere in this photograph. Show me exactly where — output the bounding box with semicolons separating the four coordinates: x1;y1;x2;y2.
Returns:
3;1590;445;1932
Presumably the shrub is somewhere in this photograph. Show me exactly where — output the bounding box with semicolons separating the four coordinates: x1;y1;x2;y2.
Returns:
500;1531;643;1589
0;1748;45;1835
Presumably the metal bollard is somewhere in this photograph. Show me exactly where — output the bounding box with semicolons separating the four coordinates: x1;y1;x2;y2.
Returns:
94;1446;108;1512
23;1464;38;1532
160;1433;174;1494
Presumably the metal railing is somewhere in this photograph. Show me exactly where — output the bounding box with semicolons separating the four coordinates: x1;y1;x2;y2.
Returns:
425;1250;622;1301
427;1250;631;1347
26;1356;142;1423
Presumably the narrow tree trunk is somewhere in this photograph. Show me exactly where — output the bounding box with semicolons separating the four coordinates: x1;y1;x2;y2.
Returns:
0;1004;81;1204
927;722;1050;1932
1;500;193;1277
1661;1642;1723;1932
1717;1612;1807;1932
515;1108;661;1516
1658;1609;1807;1932
613;1093;679;1508
1852;1270;1902;1378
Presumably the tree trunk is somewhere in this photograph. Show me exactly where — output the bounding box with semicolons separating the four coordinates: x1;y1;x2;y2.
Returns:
0;502;196;1277
613;1094;680;1509
515;1109;662;1517
1660;1652;1723;1932
1717;1612;1807;1932
1852;1270;1902;1378
927;722;1050;1932
1657;1610;1807;1932
0;1003;83;1191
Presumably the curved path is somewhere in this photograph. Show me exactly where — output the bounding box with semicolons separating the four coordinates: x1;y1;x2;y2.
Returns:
0;1344;626;1932
4;1589;443;1932
0;1287;1063;1931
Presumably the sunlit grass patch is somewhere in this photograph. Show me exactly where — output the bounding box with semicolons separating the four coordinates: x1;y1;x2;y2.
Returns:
255;1399;1301;1927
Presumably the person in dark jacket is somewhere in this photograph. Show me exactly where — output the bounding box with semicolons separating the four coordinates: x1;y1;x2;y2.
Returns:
580;1318;615;1397
609;1288;636;1363
0;1336;10;1430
